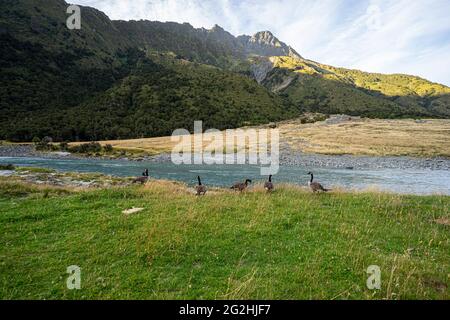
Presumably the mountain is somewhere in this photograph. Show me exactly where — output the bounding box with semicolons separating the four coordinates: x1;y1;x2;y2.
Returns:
0;0;295;141
237;31;302;60
262;56;450;117
111;22;301;67
0;0;449;142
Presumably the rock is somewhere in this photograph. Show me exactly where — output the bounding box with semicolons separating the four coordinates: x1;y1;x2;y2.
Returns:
325;114;358;125
52;152;71;157
277;146;450;170
434;218;450;226
0;170;14;176
238;31;302;60
250;58;274;83
122;207;144;216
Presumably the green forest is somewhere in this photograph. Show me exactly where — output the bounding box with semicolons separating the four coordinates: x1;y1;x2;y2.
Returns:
1;0;449;142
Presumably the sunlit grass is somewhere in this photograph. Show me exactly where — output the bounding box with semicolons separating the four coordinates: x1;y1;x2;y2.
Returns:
278;118;450;157
70;118;450;158
0;181;448;300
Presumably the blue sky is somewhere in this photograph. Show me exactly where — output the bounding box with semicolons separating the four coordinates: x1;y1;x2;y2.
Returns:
75;0;450;86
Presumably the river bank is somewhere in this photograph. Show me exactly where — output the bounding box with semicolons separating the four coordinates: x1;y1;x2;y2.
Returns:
1;144;450;171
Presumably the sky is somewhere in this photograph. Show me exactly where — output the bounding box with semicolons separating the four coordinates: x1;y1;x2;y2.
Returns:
74;0;450;86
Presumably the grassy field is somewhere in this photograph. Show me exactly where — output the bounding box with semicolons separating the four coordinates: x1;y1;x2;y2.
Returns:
278;118;450;157
0;179;448;300
76;118;450;158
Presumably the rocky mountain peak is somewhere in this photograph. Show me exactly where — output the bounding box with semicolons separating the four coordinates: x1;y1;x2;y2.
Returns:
250;31;281;47
237;31;302;59
211;24;225;32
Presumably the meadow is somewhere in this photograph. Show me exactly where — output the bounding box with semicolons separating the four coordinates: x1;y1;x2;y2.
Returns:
74;118;450;158
0;179;448;300
278;118;450;157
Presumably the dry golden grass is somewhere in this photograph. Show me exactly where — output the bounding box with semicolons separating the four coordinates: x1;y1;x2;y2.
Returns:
141;179;191;195
75;118;450;158
434;218;450;226
69;136;175;155
0;178;78;197
278;118;450;157
81;130;275;155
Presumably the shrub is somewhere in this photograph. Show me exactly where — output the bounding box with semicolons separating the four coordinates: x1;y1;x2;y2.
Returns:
69;142;102;154
42;136;53;144
0;164;15;170
35;136;54;151
32;137;41;144
59;142;69;151
104;144;113;152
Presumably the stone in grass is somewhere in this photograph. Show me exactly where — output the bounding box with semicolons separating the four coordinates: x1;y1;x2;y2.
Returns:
434;218;449;226
122;207;144;216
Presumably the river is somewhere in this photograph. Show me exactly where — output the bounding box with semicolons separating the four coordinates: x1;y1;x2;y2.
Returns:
1;156;449;195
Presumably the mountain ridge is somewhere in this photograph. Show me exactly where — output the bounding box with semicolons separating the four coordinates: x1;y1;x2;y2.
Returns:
0;0;449;142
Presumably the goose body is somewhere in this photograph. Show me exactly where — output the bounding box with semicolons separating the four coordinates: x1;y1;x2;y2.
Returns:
133;176;148;184
196;176;207;196
307;172;330;192
231;179;252;192
264;175;274;192
133;169;149;184
133;169;150;184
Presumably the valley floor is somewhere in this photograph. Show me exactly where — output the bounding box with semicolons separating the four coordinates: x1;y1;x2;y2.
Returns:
0;175;448;300
69;117;450;159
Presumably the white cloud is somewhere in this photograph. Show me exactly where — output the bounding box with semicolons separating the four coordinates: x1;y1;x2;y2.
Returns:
74;0;450;86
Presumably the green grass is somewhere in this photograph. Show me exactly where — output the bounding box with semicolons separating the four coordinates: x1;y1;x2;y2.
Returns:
15;167;55;174
0;181;448;300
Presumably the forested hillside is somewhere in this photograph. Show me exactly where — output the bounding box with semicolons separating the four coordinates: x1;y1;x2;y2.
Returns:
4;51;293;141
0;0;449;142
263;57;450;118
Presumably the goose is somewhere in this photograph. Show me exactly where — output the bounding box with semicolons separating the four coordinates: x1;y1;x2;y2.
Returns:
307;172;330;193
133;169;149;184
196;176;207;196
132;175;148;184
264;175;274;192
231;179;252;192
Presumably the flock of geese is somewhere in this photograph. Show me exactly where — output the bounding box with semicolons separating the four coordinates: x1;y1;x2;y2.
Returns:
133;169;331;195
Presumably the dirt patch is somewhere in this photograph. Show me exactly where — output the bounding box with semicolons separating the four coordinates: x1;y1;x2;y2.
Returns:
423;278;448;294
434;218;450;226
